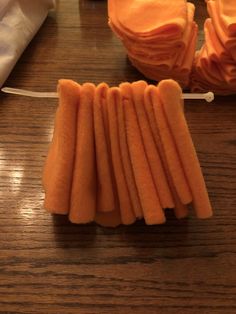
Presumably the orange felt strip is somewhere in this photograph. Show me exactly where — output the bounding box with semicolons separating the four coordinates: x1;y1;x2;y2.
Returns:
120;82;166;225
149;86;192;205
94;83;115;212
43;79;80;215
158;80;213;218
95;84;122;227
69;83;97;224
107;87;136;225
95;207;121;228
117;87;143;219
144;85;188;218
131;81;174;209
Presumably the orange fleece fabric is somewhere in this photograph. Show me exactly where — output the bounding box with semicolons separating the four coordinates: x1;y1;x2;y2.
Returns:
108;0;187;38
43;79;213;225
108;0;197;87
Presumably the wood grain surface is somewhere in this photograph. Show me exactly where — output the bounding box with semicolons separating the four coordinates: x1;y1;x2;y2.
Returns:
0;1;236;313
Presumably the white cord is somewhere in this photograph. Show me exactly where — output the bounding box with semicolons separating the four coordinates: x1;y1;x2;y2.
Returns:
1;87;214;102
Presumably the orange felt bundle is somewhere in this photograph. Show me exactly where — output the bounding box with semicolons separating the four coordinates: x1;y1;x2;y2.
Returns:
108;0;198;88
190;0;236;94
43;79;213;227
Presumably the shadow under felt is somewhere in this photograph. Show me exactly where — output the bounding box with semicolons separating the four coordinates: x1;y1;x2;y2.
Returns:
52;209;190;262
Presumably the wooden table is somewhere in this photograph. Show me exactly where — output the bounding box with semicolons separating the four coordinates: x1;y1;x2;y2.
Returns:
0;1;236;313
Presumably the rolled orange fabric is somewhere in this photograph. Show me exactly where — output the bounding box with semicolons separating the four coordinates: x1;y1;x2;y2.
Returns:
158;80;213;218
94;83;115;212
69;83;97;224
107;87;136;225
43;79;80;215
120;82;166;225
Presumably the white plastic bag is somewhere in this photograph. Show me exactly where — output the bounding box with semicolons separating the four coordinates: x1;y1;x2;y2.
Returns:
0;0;56;87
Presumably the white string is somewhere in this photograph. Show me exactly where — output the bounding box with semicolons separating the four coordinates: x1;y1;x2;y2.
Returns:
1;87;214;102
1;87;58;98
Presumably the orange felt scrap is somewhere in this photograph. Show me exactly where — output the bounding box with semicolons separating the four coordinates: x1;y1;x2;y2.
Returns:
43;79;80;214
43;79;213;227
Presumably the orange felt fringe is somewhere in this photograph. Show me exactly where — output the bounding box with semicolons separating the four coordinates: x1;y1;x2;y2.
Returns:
43;79;213;227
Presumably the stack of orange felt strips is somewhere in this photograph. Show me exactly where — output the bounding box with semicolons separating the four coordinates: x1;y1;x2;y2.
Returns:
191;0;236;94
43;79;213;227
108;0;198;88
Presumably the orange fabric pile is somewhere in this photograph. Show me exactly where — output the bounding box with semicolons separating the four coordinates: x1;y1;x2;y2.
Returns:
108;0;198;88
191;0;236;94
43;79;212;227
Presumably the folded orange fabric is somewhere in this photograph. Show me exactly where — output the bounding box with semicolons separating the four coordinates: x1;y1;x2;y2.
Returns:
108;0;187;38
108;0;197;88
208;0;236;61
217;0;236;36
107;87;136;225
144;86;189;219
131;81;174;209
190;14;236;94
43;79;80;214
43;79;213;226
120;82;166;225
148;86;192;205
93;83;115;212
158;80;213;218
117;85;143;219
69;83;97;224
